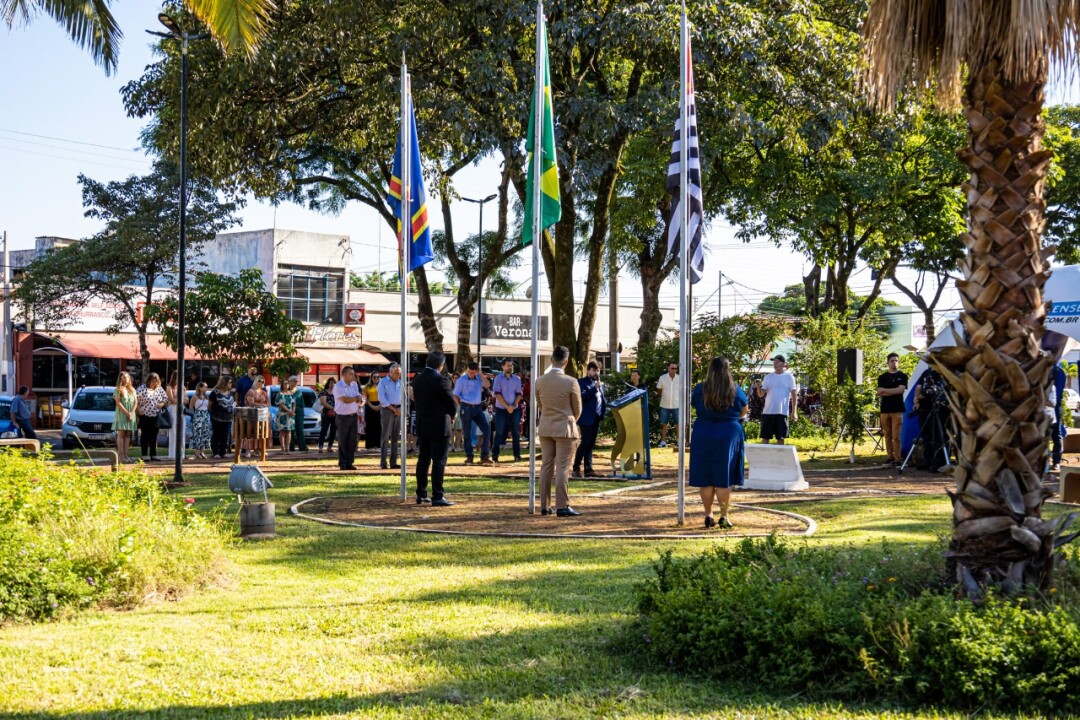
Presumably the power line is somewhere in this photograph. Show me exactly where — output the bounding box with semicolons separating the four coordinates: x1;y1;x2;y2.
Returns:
0;143;149;172
0;127;142;154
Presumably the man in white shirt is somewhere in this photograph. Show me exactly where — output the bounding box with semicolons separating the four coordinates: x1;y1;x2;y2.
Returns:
757;355;798;445
655;362;680;448
332;366;362;470
378;363;404;470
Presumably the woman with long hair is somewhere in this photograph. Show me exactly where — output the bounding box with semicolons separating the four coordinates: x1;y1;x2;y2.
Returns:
164;370;180;460
690;356;748;529
243;375;269;459
276;376;298;454
208;376;235;459
188;382;212;459
112;371;137;462
135;372;168;462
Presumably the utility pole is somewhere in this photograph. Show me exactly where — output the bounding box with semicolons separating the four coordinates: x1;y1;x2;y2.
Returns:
608;234;619;372
2;230;9;393
461;193;497;369
718;270;722;319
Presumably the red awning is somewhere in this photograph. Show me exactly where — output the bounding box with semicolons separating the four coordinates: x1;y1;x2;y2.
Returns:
36;332;200;360
297;346;391;366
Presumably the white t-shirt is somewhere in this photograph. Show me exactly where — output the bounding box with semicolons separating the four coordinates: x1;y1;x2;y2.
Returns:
656;373;681;409
761;371;797;415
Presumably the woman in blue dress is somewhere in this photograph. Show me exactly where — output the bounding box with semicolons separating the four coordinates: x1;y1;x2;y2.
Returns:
690;356;748;528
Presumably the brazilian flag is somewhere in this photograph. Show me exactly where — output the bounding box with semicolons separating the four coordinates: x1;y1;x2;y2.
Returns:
522;6;561;246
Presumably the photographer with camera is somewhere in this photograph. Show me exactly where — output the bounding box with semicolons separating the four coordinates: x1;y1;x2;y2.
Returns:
915;368;950;472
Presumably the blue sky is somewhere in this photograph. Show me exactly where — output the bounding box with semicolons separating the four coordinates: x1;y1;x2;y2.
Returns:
3;3;1078;321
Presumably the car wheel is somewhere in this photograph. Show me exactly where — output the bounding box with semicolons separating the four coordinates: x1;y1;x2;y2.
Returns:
62;438;76;450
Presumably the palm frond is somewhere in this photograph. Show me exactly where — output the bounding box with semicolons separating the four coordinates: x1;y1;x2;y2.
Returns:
6;0;121;73
186;0;273;57
861;0;1080;110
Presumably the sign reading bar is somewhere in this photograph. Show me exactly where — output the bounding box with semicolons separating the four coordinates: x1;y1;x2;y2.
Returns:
480;313;549;341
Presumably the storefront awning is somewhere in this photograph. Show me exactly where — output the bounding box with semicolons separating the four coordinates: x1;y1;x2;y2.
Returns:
297;346;391;366
34;332;200;360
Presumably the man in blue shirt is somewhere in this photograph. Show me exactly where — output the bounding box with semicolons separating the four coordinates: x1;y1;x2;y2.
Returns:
235;364;258;407
573;361;606;477
9;386;35;440
492;359;523;463
453;362;492;465
378;363;404;469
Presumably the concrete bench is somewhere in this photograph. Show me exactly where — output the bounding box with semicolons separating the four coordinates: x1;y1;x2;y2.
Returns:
1062;466;1080;503
46;449;121;472
744;443;809;492
0;438;41;453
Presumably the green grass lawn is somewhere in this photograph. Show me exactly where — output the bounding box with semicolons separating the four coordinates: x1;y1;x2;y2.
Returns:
0;468;1014;719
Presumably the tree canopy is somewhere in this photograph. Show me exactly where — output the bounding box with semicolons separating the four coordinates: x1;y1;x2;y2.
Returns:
14;159;239;379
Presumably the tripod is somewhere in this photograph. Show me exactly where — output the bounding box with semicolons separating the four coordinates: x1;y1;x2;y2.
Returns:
899;406;951;474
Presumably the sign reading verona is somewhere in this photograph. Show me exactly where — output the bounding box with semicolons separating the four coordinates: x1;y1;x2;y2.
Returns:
480;313;549;341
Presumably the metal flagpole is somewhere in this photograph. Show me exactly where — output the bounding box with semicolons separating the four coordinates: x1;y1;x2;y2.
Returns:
399;60;410;501
528;0;545;515
676;7;689;526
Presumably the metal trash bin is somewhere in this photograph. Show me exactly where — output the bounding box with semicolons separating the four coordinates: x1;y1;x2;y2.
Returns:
609;387;652;479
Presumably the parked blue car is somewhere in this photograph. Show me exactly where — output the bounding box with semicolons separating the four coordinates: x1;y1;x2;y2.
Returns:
0;395;18;437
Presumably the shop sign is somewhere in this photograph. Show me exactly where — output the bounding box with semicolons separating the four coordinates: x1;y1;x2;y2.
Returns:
345;303;366;327
316;364;340;375
299;325;362;348
480;313;549;341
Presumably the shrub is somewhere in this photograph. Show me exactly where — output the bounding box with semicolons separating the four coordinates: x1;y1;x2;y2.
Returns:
632;537;1080;713
0;450;230;622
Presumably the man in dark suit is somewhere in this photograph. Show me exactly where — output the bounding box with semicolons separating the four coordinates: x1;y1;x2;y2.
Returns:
412;351;459;506
573;360;606;478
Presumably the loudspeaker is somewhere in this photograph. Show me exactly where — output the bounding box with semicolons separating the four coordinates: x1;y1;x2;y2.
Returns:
837;348;863;385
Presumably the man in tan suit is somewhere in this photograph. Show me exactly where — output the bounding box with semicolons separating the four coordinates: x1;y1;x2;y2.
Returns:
535;345;583;516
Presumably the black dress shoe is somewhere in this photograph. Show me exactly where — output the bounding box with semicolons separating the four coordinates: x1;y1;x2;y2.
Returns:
380;462;389;470
416;497;431;505
431;498;455;507
343;465;356;471
390;463;401;469
704;516;716;528
540;508;553;516
556;507;582;517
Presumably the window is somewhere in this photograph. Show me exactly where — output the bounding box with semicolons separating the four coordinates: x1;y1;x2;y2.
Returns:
275;265;345;324
72;391;116;412
32;355;68;391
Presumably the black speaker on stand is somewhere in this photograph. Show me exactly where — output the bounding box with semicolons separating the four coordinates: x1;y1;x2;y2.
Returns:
837;348;863;385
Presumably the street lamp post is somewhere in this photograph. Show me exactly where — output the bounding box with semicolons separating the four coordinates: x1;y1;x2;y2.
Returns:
461;194;497;369
149;14;208;484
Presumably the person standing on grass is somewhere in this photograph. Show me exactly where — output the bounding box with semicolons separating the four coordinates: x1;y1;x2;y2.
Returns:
573;360;606;478
243;376;270;459
135;373;168;462
876;353;908;466
287;376;309;453
1051;362;1068;473
275;376;298;455
454;362;493;466
163;370;180;460
656;362;680;448
757;355;798;445
492;359;523;463
10;385;36;441
378;363;403;470
413;351;459;506
187;382;211;460
317;378;337;453
535;346;583;517
363;372;382;450
111;374;136;461
690;356;748;529
208;376;234;459
333;366;361;470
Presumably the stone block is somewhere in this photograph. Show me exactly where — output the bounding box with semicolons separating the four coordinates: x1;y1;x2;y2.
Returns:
744;443;809;492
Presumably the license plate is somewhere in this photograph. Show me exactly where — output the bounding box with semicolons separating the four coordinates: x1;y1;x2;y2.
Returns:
88;433;109;440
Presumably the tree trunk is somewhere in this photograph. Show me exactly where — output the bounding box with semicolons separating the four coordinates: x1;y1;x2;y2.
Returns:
411;263;443;354
543;171;579;376
803;264;822;316
453;280;478;372
939;59;1059;597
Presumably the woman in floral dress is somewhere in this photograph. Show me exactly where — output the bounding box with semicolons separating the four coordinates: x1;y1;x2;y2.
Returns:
187;382;212;459
276;376;298;454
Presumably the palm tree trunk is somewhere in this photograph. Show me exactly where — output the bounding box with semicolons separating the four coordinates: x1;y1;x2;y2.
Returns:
936;58;1058;596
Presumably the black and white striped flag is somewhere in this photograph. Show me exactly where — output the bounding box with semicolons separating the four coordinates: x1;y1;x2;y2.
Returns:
666;27;704;285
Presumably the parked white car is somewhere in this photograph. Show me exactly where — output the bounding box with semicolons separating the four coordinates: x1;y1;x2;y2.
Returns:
1064;388;1080;413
